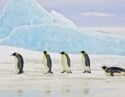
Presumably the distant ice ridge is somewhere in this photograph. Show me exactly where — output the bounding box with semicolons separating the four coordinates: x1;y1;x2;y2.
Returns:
50;10;77;28
0;0;125;55
2;24;125;55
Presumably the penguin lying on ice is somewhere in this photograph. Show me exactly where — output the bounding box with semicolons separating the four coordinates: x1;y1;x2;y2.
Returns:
102;66;125;76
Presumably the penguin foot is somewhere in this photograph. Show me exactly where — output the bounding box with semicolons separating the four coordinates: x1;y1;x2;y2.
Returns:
49;71;53;74
66;71;72;74
87;71;91;73
61;71;65;73
83;71;91;73
18;71;24;74
83;71;87;73
44;71;53;74
69;71;72;73
44;72;48;74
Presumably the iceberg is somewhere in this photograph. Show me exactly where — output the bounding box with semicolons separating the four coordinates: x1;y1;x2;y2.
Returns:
2;24;125;55
0;0;125;55
50;10;77;28
0;0;53;38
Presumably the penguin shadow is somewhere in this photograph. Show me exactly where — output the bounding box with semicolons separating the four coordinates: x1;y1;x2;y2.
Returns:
82;88;90;95
14;90;23;97
0;68;13;74
44;90;52;95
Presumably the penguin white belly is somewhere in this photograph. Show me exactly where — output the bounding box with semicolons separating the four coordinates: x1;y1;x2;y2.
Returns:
81;55;87;71
105;72;125;76
61;55;70;72
43;55;49;72
115;72;125;76
14;57;19;73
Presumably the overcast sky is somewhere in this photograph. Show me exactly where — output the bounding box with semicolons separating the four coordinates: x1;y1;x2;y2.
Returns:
0;0;125;27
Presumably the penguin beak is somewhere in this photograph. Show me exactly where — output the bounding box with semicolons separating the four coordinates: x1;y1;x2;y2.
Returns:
80;51;83;53
10;53;14;56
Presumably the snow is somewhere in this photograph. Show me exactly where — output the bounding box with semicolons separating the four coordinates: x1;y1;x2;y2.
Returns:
0;45;125;97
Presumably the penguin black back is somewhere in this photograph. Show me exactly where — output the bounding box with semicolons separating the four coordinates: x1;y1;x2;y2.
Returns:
47;54;52;72
43;51;53;74
65;53;70;67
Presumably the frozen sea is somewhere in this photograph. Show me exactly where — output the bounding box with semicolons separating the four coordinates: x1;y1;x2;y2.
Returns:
0;45;125;97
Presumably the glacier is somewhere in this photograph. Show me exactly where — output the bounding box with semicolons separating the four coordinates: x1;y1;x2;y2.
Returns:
0;0;53;38
0;0;125;55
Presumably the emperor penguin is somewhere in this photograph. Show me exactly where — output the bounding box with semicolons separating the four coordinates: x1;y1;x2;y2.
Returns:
81;51;91;73
60;51;72;73
11;52;24;74
102;66;125;76
42;51;53;74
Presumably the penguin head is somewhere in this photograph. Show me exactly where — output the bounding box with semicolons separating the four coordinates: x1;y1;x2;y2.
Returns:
11;52;18;56
43;51;47;54
60;51;65;55
101;66;108;70
81;51;86;54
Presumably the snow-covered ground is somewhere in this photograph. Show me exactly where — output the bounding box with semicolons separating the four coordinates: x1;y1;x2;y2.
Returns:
0;45;125;97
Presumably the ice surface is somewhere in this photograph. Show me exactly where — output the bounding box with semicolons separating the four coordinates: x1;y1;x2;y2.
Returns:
0;0;125;55
0;45;125;97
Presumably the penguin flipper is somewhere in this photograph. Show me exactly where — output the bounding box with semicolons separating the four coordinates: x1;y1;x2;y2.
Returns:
65;54;70;67
110;72;114;76
47;54;52;72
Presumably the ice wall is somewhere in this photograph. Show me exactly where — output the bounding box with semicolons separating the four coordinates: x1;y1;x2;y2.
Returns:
0;0;125;55
3;24;125;55
0;0;53;38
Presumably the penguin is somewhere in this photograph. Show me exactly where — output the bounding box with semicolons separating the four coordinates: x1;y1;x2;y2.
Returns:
11;52;24;74
42;51;53;74
60;51;72;73
102;66;125;76
81;51;91;73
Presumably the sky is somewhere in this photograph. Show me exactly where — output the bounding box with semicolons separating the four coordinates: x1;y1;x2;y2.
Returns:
0;0;125;27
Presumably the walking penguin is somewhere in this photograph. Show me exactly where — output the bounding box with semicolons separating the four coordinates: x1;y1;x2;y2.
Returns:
60;51;72;73
81;51;91;73
11;52;24;74
42;51;53;74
